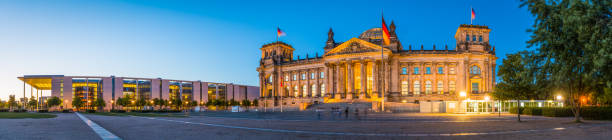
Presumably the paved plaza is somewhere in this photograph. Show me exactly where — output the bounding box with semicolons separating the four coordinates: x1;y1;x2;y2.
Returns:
2;112;612;140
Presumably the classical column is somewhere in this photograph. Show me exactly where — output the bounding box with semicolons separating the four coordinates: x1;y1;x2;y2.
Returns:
372;60;379;97
324;63;331;96
360;60;367;99
347;61;354;99
307;69;311;97
433;62;438;94
420;62;425;95
444;63;449;94
335;63;341;99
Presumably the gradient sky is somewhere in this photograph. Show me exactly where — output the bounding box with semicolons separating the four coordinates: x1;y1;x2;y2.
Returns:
0;0;534;100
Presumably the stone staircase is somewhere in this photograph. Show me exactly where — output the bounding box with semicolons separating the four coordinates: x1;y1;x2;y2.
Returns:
306;102;372;111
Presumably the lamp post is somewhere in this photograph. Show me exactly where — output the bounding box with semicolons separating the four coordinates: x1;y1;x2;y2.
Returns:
484;95;490;113
459;91;466;113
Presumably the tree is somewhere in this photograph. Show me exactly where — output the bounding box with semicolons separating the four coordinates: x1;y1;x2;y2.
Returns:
8;95;17;111
494;51;540;122
47;96;62;111
252;99;259;107
28;97;37;110
241;99;251;111
520;0;612;122
93;98;106;111
171;97;182;110
135;98;147;110
72;96;83;111
152;98;162;110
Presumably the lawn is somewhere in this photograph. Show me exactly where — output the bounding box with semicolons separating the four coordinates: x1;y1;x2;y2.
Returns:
85;112;187;118
0;112;57;119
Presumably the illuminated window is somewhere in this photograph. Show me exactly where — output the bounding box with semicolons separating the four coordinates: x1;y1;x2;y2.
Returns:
294;86;298;97
437;81;443;94
426;67;431;74
302;73;306;80
413;81;420;95
284;75;289;81
479;35;483;42
269;76;273;83
401;67;407;75
293;74;297;81
302;85;307;97
413;67;419;74
425;81;432;94
320;72;325;78
449;81;456;93
320;84;325;95
438;67;443;74
450;68;456;74
311;84;317;97
311;73;315;79
466;34;470;41
401;81;408;96
472;35;476;41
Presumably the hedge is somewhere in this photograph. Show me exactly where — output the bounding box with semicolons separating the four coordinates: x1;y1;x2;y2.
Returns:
37;109;48;113
581;107;612;120
0;109;9;112
110;109;126;113
510;107;612;120
62;109;72;113
86;109;96;113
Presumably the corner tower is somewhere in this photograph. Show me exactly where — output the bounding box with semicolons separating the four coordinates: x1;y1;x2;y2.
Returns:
260;41;294;63
454;24;492;53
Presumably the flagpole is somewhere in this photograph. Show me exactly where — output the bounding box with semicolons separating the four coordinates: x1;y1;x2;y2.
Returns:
470;6;472;25
380;10;385;112
278;26;283;113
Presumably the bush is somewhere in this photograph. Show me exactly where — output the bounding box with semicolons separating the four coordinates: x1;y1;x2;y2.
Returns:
523;107;542;115
509;107;523;114
62;109;72;113
37;109;48;113
110;109;126;113
13;109;27;113
581;106;612;120
131;110;154;113
0;109;9;112
542;107;573;117
154;109;181;113
86;109;96;113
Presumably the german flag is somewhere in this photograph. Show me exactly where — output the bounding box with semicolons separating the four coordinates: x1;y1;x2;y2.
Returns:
381;16;391;45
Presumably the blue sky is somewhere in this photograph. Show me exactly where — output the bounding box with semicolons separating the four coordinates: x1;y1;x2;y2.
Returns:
0;0;534;99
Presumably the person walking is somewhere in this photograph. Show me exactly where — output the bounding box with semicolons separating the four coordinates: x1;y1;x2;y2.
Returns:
344;107;349;119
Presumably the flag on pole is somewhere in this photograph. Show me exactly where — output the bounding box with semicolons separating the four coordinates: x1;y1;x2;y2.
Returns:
471;8;476;20
277;27;286;37
381;16;391;45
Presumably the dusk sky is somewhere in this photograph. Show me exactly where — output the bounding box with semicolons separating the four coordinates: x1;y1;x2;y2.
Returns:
0;0;534;99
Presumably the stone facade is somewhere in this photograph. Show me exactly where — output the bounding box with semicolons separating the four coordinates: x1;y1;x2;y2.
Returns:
257;24;496;105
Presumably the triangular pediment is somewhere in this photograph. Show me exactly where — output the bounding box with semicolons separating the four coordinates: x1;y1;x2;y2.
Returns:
324;38;391;56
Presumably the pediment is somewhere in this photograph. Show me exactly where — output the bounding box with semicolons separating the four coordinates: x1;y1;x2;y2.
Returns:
324;38;391;56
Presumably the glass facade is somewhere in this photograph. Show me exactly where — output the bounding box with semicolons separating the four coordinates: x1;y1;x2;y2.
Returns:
181;82;193;101
72;78;102;110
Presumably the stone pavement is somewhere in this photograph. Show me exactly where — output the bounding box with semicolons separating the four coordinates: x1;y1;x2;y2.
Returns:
0;113;101;140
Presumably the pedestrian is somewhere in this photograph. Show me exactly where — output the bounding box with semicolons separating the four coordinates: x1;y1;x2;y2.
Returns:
345;107;349;119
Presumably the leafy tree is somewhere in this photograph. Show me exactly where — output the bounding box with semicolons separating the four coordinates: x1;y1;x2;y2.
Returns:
135;98;147;110
494;51;541;122
241;99;251;107
93;98;106;111
8;95;17;111
28;97;37;110
229;99;240;106
171;97;182;110
152;98;162;110
520;0;612;122
0;100;6;109
72;96;83;111
47;96;62;111
252;99;259;107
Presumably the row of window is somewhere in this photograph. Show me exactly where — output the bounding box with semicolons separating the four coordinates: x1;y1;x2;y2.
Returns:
400;81;457;95
467;34;483;42
284;72;325;81
401;67;456;75
287;84;325;97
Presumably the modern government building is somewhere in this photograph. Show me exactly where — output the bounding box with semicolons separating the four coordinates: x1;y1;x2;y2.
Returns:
18;75;259;111
257;23;563;113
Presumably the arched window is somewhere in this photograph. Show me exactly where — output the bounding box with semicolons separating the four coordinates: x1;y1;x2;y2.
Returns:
470;66;481;74
401;81;408;96
311;84;317;97
284;75;289;81
302;85;307;97
413;81;420;95
425;81;432;94
311;73;315;79
437;81;443;94
294;86;298;97
449;81;456;94
320;84;325;95
479;35;483;42
472;35;476;41
401;67;407;75
466;34;470;41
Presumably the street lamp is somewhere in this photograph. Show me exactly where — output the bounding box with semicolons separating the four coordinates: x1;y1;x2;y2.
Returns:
459;91;466;113
556;95;562;100
484;95;490;113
